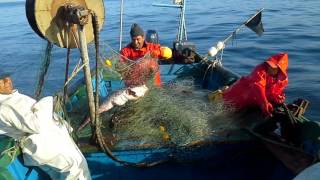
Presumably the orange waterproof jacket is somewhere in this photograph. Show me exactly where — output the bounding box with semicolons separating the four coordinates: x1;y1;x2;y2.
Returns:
120;42;162;87
223;53;289;116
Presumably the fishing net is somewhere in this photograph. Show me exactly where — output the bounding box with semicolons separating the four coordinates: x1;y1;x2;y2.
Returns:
96;42;160;87
49;42;250;165
105;79;239;149
34;41;54;99
65;43;159;113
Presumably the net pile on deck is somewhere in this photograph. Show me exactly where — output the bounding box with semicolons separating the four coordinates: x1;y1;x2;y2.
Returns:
106;80;239;149
73;44;240;152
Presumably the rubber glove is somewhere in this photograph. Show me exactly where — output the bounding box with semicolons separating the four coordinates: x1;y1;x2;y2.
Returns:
261;102;274;118
160;47;172;60
275;94;286;104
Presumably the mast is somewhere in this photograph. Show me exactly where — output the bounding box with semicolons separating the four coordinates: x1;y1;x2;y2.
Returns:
153;0;187;42
177;0;187;42
119;0;125;51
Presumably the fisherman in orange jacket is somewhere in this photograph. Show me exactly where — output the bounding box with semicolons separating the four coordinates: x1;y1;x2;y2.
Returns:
223;53;289;117
78;24;172;131
120;23;172;87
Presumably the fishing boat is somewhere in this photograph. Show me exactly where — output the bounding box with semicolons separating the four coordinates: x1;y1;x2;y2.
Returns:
1;0;319;179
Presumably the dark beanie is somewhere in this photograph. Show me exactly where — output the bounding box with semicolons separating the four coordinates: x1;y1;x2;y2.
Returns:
130;23;144;37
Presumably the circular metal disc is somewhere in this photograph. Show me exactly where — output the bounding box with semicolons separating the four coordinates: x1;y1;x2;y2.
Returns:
26;0;105;48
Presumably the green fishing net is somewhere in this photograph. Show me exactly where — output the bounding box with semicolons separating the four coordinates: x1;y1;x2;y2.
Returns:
69;43;241;151
94;79;238;150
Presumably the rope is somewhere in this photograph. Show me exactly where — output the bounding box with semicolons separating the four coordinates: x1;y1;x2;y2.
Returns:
92;12;100;129
63;47;71;104
64;59;87;87
0;144;19;163
63;23;71;104
202;60;220;82
70;24;81;49
34;41;53;100
62;23;85;89
219;47;224;63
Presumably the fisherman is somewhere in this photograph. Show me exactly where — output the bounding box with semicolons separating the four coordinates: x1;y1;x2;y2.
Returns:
120;23;172;87
0;70;91;179
222;53;289;117
78;24;173;131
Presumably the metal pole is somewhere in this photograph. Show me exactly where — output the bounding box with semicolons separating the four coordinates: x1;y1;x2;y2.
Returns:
181;0;187;41
78;25;96;125
223;8;264;44
177;5;183;41
177;0;186;42
152;4;182;8
119;0;124;51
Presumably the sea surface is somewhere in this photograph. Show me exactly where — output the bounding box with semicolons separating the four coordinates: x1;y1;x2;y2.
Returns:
0;0;319;120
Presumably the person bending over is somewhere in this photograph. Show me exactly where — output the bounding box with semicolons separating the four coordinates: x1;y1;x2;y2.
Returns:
223;53;289;117
0;70;91;180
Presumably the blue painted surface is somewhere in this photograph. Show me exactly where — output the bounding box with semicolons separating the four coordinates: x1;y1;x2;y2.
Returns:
85;151;293;180
8;143;294;180
7;158;39;180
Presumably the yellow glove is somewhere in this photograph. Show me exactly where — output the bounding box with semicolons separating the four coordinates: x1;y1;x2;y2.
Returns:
104;59;112;68
208;89;223;102
160;46;172;60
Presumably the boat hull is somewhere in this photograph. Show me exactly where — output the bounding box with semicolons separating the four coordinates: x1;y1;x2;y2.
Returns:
3;62;315;179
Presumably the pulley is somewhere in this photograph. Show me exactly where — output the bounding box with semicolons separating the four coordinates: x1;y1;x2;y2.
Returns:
25;0;105;48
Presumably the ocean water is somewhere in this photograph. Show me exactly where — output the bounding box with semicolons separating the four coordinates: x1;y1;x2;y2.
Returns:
0;0;319;120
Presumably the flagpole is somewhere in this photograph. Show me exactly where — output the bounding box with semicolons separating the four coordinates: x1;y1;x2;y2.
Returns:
206;8;265;59
245;8;264;24
223;8;264;44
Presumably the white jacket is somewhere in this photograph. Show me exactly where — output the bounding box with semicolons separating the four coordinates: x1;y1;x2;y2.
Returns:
293;162;320;180
0;90;91;180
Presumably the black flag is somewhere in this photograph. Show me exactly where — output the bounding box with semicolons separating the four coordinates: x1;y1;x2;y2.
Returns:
245;11;264;36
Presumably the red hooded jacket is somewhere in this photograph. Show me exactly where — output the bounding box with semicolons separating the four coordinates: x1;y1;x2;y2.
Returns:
223;53;289;117
120;42;162;87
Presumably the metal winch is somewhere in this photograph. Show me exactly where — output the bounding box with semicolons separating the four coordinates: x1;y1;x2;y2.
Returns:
26;0;105;48
25;0;106;153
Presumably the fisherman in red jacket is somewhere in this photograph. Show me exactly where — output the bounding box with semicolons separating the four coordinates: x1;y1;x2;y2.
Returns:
223;53;289;117
120;23;172;87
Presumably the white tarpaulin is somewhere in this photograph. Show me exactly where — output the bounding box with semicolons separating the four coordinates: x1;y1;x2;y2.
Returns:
0;90;91;180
